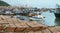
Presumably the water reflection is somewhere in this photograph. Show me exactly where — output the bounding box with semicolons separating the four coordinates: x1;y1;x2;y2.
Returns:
55;17;60;26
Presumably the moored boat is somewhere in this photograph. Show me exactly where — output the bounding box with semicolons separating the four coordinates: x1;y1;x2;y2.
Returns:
29;15;45;21
54;4;60;17
54;11;60;17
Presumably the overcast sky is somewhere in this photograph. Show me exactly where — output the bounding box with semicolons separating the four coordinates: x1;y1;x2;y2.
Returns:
2;0;60;8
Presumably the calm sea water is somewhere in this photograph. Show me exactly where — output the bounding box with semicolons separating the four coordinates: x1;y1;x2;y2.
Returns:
20;11;60;26
5;11;60;26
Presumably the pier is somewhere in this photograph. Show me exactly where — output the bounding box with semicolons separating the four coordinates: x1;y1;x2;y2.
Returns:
0;15;59;33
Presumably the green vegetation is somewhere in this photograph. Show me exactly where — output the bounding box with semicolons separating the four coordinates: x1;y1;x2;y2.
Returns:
0;1;10;6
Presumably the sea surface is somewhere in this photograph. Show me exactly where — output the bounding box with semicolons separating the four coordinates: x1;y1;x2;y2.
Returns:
4;11;60;26
22;11;60;26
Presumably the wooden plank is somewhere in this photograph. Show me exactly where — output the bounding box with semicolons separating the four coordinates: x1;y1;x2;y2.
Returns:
0;20;4;24
2;20;8;23
21;21;32;31
34;31;42;33
17;19;32;31
7;19;14;24
24;32;28;33
54;26;60;31
6;18;13;22
5;23;16;32
0;20;8;24
4;32;28;33
4;32;27;33
2;24;9;28
11;18;18;22
17;18;25;23
12;18;25;32
28;31;34;33
13;32;23;33
0;18;2;21
14;22;28;32
5;18;16;32
0;24;3;31
0;15;7;20
26;22;47;31
48;27;60;33
11;18;29;32
25;27;32;31
19;22;30;31
16;19;32;31
5;18;17;32
4;32;14;33
42;29;51;33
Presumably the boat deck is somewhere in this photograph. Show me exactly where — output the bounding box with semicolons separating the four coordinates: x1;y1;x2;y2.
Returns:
0;15;60;33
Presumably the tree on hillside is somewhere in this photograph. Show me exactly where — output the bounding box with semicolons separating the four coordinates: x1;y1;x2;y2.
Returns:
0;0;10;6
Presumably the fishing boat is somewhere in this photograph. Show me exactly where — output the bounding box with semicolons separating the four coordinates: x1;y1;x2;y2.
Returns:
29;15;45;21
54;10;60;17
14;15;26;20
4;10;14;15
54;4;60;17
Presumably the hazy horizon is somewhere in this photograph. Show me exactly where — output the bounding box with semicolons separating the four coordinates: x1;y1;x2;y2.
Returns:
2;0;60;8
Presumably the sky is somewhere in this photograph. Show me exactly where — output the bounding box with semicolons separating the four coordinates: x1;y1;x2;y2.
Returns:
2;0;60;8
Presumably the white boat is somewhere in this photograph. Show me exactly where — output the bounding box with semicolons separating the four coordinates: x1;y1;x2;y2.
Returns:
34;12;41;14
4;11;14;14
29;15;45;21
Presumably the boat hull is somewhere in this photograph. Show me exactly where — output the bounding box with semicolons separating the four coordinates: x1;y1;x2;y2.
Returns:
54;13;60;17
29;17;43;21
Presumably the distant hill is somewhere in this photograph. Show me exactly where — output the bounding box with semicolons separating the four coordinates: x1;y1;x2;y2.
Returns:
0;1;10;6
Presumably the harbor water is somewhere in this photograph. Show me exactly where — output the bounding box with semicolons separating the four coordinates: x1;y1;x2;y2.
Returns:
18;11;60;26
4;11;60;26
